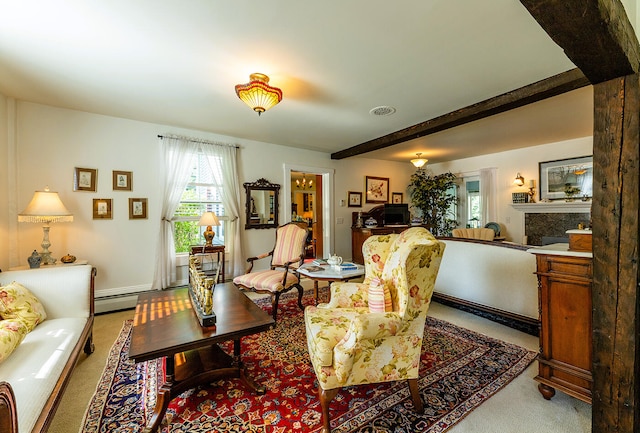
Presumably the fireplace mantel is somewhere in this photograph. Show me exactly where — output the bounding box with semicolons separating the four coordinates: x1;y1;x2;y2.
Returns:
511;202;592;214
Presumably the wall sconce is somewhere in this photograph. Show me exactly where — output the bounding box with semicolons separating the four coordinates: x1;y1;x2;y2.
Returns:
513;173;525;186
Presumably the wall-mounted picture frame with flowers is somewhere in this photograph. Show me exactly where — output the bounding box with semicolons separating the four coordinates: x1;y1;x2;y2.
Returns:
365;176;389;203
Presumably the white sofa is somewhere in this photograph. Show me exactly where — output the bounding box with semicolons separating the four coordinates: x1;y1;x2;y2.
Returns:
0;264;95;433
433;238;538;333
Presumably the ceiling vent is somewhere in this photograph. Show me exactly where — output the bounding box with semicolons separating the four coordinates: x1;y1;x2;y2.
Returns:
369;106;396;116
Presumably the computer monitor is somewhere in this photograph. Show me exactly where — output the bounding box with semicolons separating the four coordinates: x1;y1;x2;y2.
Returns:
383;203;409;225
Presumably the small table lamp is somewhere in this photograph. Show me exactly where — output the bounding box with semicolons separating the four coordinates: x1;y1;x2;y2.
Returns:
198;211;220;246
18;187;73;265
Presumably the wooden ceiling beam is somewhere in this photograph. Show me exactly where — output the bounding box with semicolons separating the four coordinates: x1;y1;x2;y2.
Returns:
331;68;589;160
521;0;640;84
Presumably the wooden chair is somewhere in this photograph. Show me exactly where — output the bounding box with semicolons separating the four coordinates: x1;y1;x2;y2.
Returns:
233;222;307;321
304;227;446;432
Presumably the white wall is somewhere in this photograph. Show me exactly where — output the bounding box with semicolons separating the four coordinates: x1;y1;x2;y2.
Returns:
428;136;593;243
1;101;413;299
0;98;593;300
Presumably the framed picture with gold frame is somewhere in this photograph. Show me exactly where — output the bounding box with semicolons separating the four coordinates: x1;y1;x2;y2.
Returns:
129;198;148;219
348;191;362;207
74;167;97;192
113;170;132;191
92;199;112;219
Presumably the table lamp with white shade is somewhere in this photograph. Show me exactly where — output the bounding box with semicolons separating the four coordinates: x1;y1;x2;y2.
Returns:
198;211;220;246
18;187;73;265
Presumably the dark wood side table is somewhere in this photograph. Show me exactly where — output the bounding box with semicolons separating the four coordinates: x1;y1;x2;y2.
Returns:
190;244;225;283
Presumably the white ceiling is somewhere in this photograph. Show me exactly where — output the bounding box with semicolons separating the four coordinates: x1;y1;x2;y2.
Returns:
0;0;592;163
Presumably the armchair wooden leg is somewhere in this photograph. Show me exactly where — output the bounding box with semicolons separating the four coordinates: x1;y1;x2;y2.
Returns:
295;284;304;311
271;292;280;321
319;387;339;433
407;378;423;414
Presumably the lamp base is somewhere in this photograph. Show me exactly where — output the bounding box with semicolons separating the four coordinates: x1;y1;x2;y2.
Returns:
203;226;215;246
40;224;57;265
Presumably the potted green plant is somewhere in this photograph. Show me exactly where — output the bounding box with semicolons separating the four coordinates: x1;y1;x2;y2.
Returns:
407;170;457;236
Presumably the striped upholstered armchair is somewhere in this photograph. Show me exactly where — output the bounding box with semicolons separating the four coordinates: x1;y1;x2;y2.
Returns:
304;227;445;433
233;222;307;321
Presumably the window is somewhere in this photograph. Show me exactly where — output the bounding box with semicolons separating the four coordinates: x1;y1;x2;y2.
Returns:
457;176;482;228
173;152;225;253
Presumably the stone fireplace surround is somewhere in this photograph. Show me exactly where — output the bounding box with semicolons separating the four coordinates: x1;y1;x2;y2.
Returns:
512;202;591;246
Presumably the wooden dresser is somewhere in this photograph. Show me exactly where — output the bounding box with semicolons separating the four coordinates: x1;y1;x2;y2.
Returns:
528;231;593;404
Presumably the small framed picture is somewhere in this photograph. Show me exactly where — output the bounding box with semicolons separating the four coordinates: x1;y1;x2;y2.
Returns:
113;170;132;191
365;176;389;203
392;192;403;204
92;199;112;219
348;191;362;207
129;198;148;219
74;167;97;192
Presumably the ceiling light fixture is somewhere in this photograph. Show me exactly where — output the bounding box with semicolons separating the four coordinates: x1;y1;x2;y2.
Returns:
296;173;313;189
411;153;428;168
235;73;283;115
513;173;525;186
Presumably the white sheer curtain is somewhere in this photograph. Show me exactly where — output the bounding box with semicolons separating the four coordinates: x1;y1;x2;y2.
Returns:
201;143;244;278
479;167;497;225
152;136;199;290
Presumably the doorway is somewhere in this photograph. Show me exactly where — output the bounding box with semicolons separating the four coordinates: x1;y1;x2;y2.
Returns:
283;164;334;260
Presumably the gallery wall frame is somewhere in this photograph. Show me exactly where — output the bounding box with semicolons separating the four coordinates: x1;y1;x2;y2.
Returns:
539;155;593;201
92;198;112;219
392;192;403;204
348;191;362;207
113;170;132;191
365;176;389;203
74;167;97;192
129;198;148;219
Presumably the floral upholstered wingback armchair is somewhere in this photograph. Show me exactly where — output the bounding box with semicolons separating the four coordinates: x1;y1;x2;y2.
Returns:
304;227;445;433
233;222;307;321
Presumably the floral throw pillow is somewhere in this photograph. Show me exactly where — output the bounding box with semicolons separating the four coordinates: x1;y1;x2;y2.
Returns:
368;277;392;313
0;319;28;364
0;281;47;332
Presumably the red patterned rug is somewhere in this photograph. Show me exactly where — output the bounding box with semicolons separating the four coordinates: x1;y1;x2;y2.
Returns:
80;294;536;432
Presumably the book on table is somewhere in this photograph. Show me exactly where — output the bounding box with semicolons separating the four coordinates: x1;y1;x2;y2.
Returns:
312;258;328;266
339;262;358;271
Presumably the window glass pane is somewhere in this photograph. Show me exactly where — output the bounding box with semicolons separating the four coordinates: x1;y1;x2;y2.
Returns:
173;151;225;252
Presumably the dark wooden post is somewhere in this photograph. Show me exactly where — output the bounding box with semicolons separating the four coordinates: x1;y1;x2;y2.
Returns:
592;74;640;433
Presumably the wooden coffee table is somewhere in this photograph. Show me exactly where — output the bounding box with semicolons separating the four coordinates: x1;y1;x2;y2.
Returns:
128;283;275;433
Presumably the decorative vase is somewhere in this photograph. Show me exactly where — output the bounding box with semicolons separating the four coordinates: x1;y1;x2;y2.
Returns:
27;250;42;269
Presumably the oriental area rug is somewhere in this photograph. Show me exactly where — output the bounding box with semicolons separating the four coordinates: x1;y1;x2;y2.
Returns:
80;294;536;433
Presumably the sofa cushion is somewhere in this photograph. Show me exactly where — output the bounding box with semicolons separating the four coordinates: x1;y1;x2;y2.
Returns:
0;282;47;332
0;320;28;364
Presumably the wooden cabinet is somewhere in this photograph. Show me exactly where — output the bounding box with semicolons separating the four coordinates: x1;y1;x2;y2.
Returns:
351;227;402;264
532;251;592;403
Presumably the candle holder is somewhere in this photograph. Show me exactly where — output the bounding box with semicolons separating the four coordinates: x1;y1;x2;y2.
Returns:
528;187;536;203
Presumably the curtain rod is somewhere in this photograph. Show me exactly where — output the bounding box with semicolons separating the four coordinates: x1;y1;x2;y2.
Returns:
157;134;239;148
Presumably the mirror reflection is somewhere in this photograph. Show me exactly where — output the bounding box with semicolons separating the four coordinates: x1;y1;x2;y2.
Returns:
244;178;280;229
